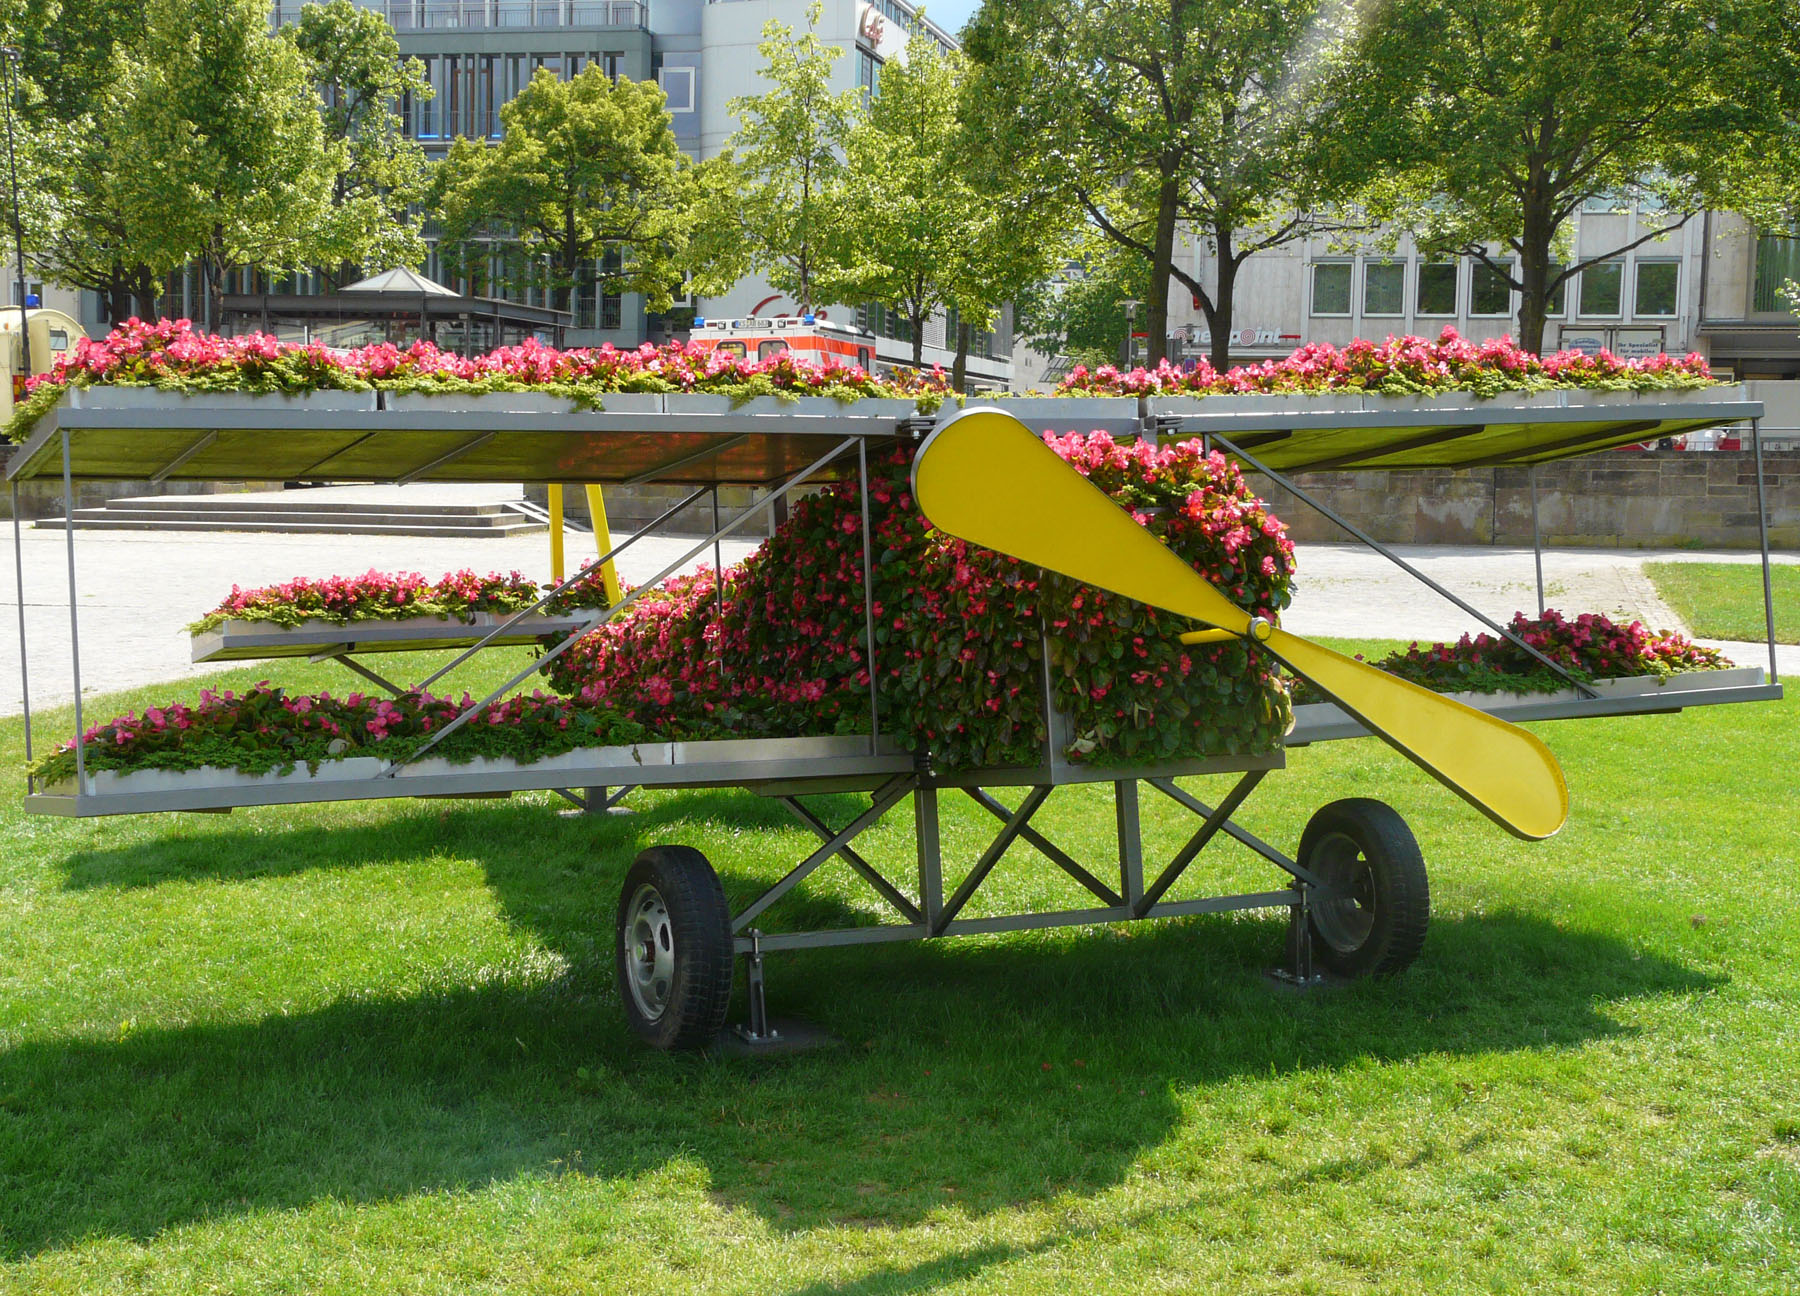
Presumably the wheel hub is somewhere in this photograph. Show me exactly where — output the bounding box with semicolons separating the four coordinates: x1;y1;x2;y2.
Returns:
624;883;675;1021
1309;830;1377;954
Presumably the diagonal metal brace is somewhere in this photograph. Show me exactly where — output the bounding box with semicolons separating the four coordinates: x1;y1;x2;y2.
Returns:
1136;768;1268;916
780;796;924;925
732;775;914;932
963;787;1125;907
1209;431;1599;699
1147;776;1327;890
937;785;1052;934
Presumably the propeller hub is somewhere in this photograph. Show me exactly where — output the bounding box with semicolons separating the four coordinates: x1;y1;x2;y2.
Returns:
1248;617;1274;643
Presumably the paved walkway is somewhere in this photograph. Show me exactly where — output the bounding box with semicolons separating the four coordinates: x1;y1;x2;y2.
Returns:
1;524;1792;718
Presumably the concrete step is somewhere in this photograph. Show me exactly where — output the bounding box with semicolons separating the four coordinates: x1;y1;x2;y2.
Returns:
37;516;546;537
108;495;521;517
54;506;533;530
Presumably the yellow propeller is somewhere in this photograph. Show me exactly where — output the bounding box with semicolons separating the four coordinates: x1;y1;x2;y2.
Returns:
912;407;1568;841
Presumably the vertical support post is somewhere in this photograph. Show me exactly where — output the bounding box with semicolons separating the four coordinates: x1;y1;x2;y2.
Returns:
584;483;622;605
857;438;881;747
1115;779;1143;912
1752;417;1778;684
1528;463;1546;616
548;484;565;583
60;428;84;784
711;485;724;671
738;930;777;1043
1284;886;1315;984
11;479;30;769
914;784;943;933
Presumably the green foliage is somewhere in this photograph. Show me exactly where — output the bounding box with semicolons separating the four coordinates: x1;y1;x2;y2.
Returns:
964;0;1370;368
114;0;342;328
284;0;432;283
1017;243;1155;369
840;32;1061;372
431;66;704;315
717;0;864;311
1350;0;1800;352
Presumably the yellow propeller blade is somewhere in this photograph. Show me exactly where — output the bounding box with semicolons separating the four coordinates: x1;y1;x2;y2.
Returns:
912;407;1568;841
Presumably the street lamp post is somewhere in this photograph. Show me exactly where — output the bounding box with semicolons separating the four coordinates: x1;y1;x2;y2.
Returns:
1118;297;1142;368
0;47;29;384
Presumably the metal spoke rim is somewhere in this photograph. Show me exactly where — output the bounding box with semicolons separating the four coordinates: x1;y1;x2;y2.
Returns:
625;883;675;1021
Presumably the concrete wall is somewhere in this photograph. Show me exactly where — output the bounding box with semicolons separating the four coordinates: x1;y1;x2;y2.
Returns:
1255;449;1800;549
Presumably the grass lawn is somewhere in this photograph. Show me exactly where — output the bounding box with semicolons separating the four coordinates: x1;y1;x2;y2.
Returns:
1645;561;1800;644
0;647;1795;1292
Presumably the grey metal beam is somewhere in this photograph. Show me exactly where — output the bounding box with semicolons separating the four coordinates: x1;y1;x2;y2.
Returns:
1146;776;1323;888
1116;779;1144;912
147;430;218;484
1136;768;1267;915
621;433;750;487
780;795;924;924
936;785;1052;933
394;431;496;485
732;775;913;932
963;786;1125;906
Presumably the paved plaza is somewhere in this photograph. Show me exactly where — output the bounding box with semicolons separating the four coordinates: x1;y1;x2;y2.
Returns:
1;512;1793;717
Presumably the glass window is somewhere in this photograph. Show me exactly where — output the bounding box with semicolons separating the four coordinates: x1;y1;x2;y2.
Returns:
1470;260;1513;316
757;340;788;359
600;293;622;330
1580;260;1623;316
1415;262;1457;315
661;66;695;112
1635;260;1679;317
1311;262;1351;316
1362;261;1404;316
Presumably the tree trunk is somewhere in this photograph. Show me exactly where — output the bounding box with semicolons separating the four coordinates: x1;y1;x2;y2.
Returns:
1145;175;1181;367
952;320;970;393
1516;155;1557;355
1209;228;1239;373
910;310;925;367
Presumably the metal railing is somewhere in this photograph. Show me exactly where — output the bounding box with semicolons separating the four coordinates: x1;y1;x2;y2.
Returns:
271;0;646;30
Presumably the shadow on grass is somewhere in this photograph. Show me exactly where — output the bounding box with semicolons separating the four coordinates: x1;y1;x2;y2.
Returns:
5;800;1719;1262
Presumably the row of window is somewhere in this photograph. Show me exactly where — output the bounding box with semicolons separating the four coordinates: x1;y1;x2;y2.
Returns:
1309;257;1680;321
272;1;648;32
401;55;694;140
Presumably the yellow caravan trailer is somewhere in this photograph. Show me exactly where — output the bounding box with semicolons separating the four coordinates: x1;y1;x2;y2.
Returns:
0;306;84;419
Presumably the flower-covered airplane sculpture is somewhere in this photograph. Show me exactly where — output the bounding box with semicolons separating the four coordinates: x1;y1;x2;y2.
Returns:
913;407;1569;841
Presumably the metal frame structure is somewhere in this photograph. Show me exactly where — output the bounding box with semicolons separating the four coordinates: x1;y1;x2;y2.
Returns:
6;388;1785;1030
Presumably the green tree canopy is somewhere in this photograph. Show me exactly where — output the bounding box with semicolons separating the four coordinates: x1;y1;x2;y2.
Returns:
841;31;1057;374
285;0;432;286
718;0;863;313
432;66;704;319
1352;0;1800;354
115;0;342;330
964;0;1368;368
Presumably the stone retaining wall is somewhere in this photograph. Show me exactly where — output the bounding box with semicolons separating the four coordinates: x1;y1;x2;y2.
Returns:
1256;449;1799;549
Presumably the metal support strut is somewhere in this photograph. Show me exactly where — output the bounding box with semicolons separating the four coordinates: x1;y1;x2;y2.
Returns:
734;930;779;1045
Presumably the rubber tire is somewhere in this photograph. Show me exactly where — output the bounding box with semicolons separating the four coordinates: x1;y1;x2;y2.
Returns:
1297;798;1429;978
614;845;735;1051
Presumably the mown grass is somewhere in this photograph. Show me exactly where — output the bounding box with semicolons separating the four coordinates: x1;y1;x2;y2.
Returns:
0;646;1795;1292
1645;561;1800;644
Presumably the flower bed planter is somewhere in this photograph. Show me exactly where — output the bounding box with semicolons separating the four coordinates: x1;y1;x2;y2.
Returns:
63;387;377;413
190;610;601;663
44;756;386;799
659;394;921;419
1288;665;1767;744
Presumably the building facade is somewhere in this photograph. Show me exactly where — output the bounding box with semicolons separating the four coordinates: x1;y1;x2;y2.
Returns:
237;0;1015;382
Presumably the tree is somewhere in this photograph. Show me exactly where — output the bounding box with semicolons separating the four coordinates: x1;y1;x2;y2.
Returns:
6;0;165;319
720;0;863;313
115;0;342;330
1016;242;1155;370
432;66;704;318
1353;0;1800;354
964;0;1368;369
285;0;432;286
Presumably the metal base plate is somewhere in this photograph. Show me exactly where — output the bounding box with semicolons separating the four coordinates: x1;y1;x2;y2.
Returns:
712;1017;840;1058
1262;966;1351;993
